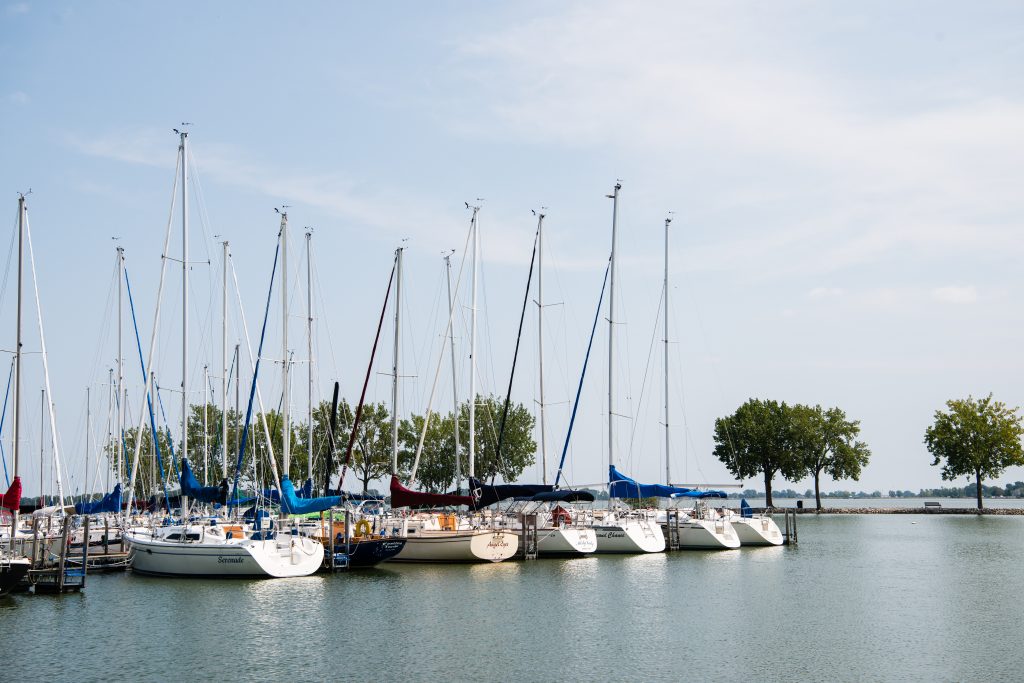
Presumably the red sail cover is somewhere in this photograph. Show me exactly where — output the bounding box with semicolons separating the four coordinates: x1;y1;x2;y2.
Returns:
389;475;474;508
1;475;22;512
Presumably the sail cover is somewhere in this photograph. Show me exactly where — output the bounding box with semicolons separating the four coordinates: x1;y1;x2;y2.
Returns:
529;489;596;503
389;475;474;508
179;459;229;505
74;483;122;514
469;477;553;508
609;466;727;499
1;475;20;511
740;498;753;517
279;475;343;515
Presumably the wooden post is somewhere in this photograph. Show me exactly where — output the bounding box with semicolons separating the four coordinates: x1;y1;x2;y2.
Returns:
81;516;90;588
31;516;40;569
328;509;335;570
57;516;70;592
103;517;109;555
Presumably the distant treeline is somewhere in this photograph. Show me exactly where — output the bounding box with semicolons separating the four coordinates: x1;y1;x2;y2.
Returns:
730;482;1024;499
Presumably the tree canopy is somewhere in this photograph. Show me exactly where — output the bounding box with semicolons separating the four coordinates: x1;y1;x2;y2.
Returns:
924;394;1024;509
790;404;871;510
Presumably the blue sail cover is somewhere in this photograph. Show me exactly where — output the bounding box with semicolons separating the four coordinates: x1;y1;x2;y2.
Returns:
279;475;342;515
179;459;229;505
469;477;553;508
740;498;753;517
608;466;728;499
74;484;122;514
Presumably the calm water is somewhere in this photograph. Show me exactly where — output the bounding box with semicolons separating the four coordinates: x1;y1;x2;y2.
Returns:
2;515;1023;682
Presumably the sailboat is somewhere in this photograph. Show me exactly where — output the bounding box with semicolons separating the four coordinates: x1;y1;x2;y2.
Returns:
465;211;596;556
593;183;666;554
389;209;518;563
0;196;36;594
124;133;323;578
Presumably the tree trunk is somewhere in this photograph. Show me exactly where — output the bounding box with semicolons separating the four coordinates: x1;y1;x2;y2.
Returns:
976;470;983;510
764;470;773;509
815;469;822;511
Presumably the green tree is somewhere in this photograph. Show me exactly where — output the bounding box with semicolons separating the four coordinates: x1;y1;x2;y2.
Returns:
399;412;457;492
457;395;537;483
335;400;393;494
183;404;244;485
712;398;803;508
791;404;871;510
924;394;1024;510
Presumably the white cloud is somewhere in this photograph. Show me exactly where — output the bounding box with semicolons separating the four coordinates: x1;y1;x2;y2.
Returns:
8;91;29;105
6;2;28;15
932;285;978;304
807;287;846;300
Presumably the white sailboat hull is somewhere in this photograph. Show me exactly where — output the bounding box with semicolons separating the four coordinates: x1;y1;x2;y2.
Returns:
391;530;518;563
732;516;784;546
533;527;597;556
125;532;324;578
594;519;665;554
664;519;741;549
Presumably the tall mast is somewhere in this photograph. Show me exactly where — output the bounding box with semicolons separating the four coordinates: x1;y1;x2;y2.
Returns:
536;211;547;484
607;182;621;473
116;246;124;487
221;241;229;478
234;343;240;460
10;195;23;547
390;247;403;474
279;211;290;477
663;214;672;485
306;229;313;484
106;367;113;491
468;205;480;480
444;252;460;493
180;129;189;476
86;386;91;496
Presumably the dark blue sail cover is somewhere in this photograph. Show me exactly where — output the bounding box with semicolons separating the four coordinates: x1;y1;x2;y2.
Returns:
74;483;122;514
469;477;553;508
608;466;727;499
529;489;595;503
741;498;753;517
279;475;343;515
179;459;229;505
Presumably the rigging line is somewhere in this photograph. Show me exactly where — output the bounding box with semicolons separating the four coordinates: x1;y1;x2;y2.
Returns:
153;383;181;479
338;256;396;491
409;219;475;482
493;223;540;484
0;208;17;324
554;256;611;489
125;146;181;514
229;250;282;495
229;236;281;510
85;253;119;398
24;211;67;507
0;358;12;486
125;267;173;508
626;281;664;464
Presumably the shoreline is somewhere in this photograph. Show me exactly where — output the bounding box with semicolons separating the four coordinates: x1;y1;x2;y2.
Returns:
764;507;1024;515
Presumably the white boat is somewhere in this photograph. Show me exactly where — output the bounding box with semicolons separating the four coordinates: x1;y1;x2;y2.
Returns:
125;524;323;578
593;510;666;554
390;514;518;563
506;503;597;556
659;509;740;550
721;510;784;546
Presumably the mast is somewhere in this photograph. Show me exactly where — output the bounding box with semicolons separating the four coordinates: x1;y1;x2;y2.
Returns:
221;241;229;479
106;367;113;491
279;211;290;477
468;205;480;480
306;229;313;484
86;386;91;498
234;343;240;462
116;246;124;488
11;195;23;546
180;129;189;479
444;252;460;493
607;182;620;473
663;214;672;485
536;211;547;484
390;247;402;475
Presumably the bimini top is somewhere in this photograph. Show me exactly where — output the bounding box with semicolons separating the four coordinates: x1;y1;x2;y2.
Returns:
74;483;122;515
469;477;553;508
390;475;474;509
609;465;726;499
179;459;229;505
279;475;343;515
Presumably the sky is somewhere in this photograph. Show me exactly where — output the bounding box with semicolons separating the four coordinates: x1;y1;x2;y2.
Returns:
1;1;1023;498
